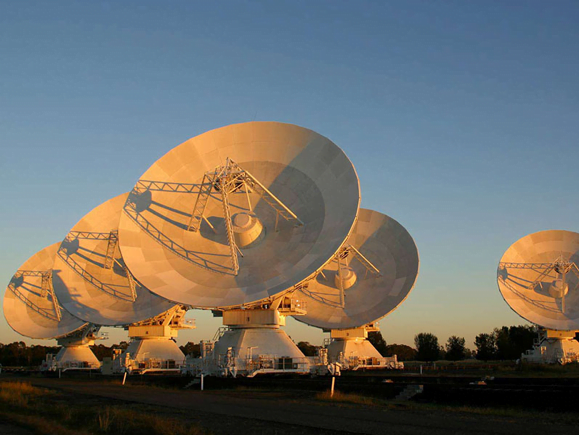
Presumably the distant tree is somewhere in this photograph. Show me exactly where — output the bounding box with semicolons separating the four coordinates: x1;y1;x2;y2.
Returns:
414;333;441;361
91;344;113;360
5;342;26;366
474;333;497;361
114;341;129;351
494;325;536;360
445;336;466;361
297;341;318;356
180;342;201;357
464;348;473;359
493;327;510;360
384;344;417;361
0;342;59;367
507;325;536;357
367;331;388;356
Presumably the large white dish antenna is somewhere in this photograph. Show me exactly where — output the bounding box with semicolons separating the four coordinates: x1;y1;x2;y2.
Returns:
51;193;176;326
118;122;360;308
295;208;419;330
3;243;87;339
497;230;579;330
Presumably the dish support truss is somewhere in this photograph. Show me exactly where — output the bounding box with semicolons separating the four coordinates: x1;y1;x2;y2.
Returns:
58;230;137;302
499;257;579;313
8;269;62;322
296;244;381;308
126;158;303;275
130;304;194;330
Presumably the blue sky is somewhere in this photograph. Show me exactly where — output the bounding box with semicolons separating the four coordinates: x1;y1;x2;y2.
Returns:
1;1;579;349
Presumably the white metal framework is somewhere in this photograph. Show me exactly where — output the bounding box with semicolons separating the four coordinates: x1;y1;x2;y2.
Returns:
8;270;61;322
499;257;579;313
126;158;303;276
58;231;137;302
295;243;381;309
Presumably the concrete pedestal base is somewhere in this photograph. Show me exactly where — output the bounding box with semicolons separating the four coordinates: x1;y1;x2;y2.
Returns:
522;330;579;364
53;345;100;370
327;326;403;370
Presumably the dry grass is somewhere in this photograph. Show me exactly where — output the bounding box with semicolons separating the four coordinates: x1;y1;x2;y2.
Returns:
0;381;51;407
0;380;206;435
95;406;204;435
316;390;378;406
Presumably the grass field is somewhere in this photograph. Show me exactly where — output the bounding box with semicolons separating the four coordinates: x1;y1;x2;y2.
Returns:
0;381;206;435
1;376;578;435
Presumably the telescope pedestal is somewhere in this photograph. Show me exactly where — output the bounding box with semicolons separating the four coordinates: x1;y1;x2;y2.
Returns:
111;307;194;374
114;325;185;374
201;308;310;377
522;329;579;364
43;326;101;371
53;343;100;370
327;325;402;370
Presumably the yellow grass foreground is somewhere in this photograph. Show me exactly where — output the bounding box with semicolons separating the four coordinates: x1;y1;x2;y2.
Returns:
0;381;205;435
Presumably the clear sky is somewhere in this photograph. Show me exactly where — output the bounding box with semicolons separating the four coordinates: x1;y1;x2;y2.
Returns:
1;1;579;351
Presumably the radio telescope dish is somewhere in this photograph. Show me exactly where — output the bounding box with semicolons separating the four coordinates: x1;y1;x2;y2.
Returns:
3;243;87;339
51;193;176;326
295;208;419;330
497;230;579;331
118;122;360;308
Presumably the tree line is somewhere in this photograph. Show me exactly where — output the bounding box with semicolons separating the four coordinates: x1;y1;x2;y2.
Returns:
412;325;537;361
0;340;202;367
0;325;541;366
298;325;539;362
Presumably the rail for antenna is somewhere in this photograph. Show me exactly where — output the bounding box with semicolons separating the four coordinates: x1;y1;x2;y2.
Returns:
187;174;215;233
8;270;62;321
292;243;381;309
182;158;303;275
342;245;381;276
527;265;557;291
187;158;303;232
500;258;579;288
59;231;137;301
127;159;303;276
124;198;232;274
131;305;193;329
337;255;345;308
67;231;111;241
238;161;303;227
103;230;119;270
499;262;562;270
135;180;200;194
499;275;562;313
220;179;240;274
500;258;579;314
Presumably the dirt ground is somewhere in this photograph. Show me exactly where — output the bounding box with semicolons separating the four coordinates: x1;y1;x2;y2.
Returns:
4;375;579;435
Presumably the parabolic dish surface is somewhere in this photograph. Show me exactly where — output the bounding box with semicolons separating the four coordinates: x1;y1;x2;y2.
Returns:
295;208;420;330
118;121;360;308
497;230;579;330
3;243;87;339
52;193;176;326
